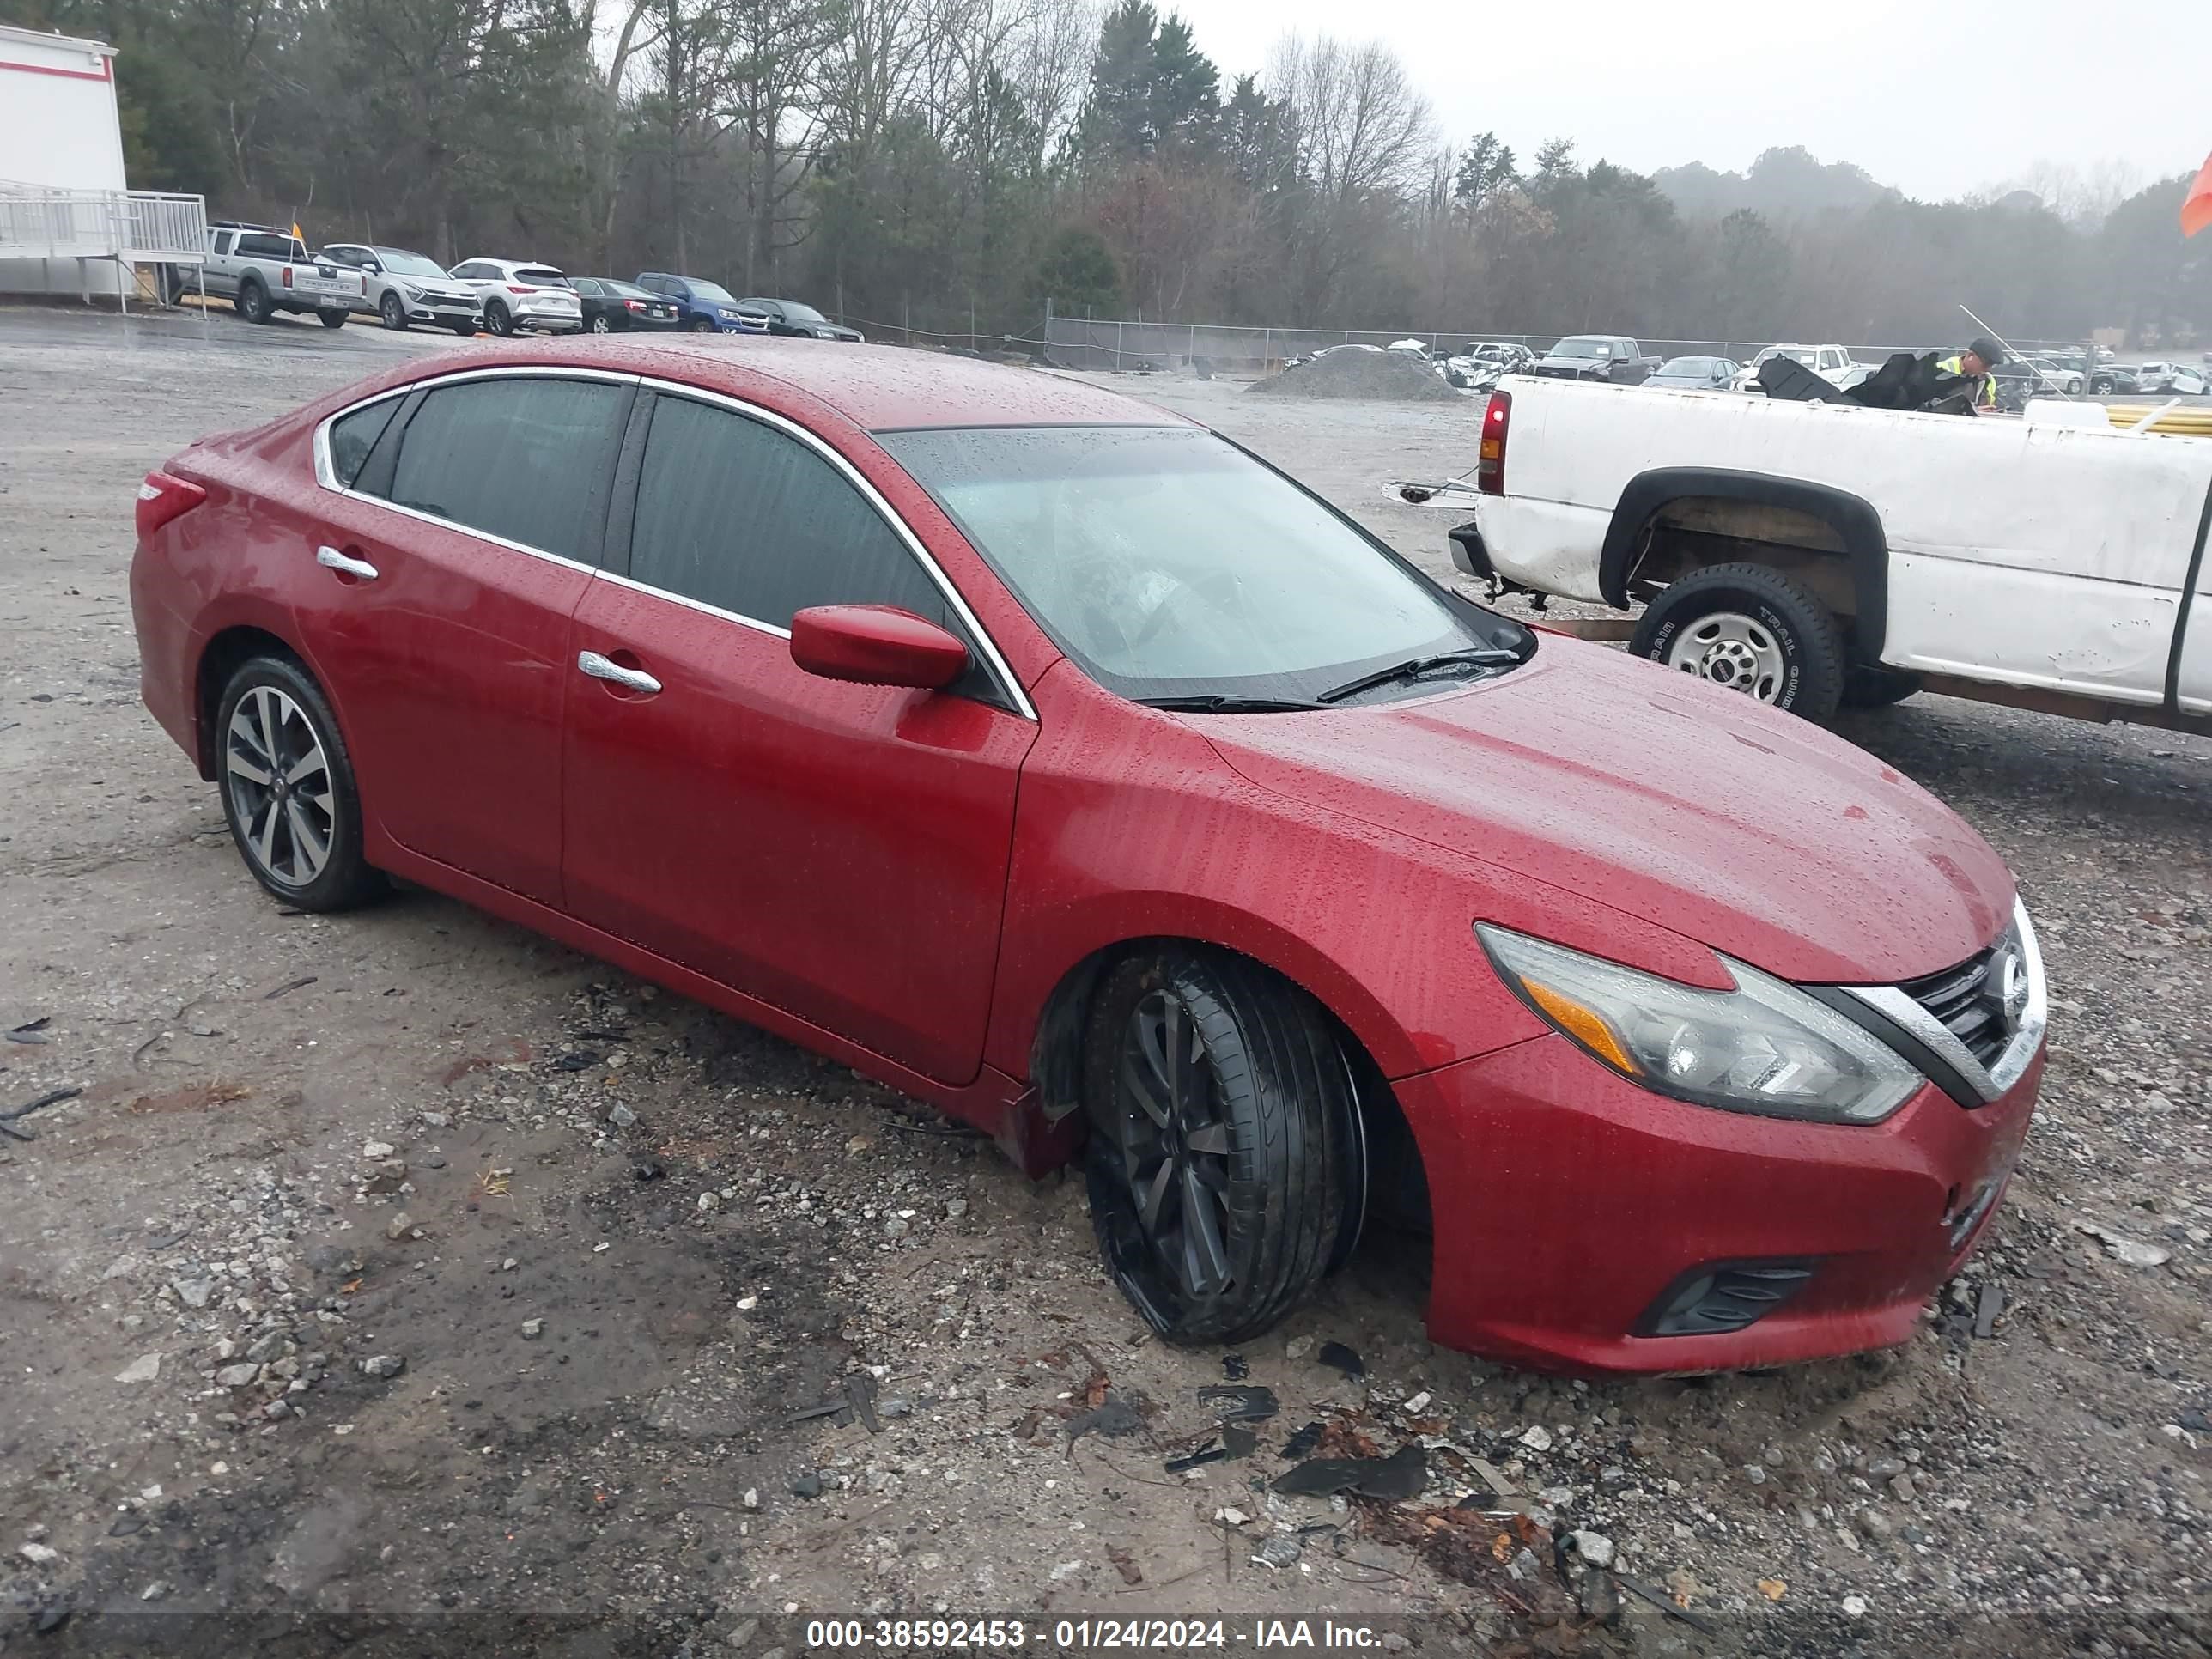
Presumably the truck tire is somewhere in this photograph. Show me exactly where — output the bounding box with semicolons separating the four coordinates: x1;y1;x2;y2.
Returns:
235;280;270;325
1841;665;1922;708
1630;562;1846;722
319;309;349;330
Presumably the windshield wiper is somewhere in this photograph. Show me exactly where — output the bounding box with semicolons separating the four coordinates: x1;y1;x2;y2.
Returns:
1316;647;1522;705
1134;695;1322;714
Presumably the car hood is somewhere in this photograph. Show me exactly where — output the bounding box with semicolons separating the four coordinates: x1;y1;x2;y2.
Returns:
1200;641;2013;986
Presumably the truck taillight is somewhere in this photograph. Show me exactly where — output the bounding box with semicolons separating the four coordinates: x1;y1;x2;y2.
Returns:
136;471;207;539
281;265;294;288
1477;390;1511;495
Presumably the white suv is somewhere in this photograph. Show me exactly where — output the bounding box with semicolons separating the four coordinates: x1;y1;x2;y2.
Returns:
447;258;583;337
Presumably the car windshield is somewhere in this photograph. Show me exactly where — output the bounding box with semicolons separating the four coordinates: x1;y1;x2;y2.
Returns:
375;249;447;278
687;281;738;304
1549;338;1612;358
882;426;1523;703
1658;357;1721;375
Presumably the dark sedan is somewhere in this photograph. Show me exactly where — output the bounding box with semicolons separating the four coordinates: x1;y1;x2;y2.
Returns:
569;278;683;334
1646;356;1741;391
738;297;864;342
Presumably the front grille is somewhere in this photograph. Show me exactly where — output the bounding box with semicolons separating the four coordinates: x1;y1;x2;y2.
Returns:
1899;945;2008;1068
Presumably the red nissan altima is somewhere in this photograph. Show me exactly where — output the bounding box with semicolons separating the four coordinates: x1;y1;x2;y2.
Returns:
129;340;2045;1373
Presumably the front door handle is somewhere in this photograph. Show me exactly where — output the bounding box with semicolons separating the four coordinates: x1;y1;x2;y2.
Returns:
577;650;662;696
316;545;380;580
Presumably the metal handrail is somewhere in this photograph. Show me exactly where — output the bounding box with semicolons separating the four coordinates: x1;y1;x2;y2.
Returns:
0;187;207;262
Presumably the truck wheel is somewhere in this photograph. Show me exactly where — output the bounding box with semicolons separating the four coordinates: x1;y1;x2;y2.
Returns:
689;318;716;333
1081;948;1358;1346
380;292;408;331
1842;665;1922;708
235;281;270;325
1630;562;1845;722
319;309;348;330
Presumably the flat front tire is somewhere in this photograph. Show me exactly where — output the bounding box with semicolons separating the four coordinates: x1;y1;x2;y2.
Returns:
215;656;383;912
1082;949;1358;1346
1630;562;1846;722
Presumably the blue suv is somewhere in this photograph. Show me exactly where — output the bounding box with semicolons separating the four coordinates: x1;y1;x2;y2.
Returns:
635;273;769;334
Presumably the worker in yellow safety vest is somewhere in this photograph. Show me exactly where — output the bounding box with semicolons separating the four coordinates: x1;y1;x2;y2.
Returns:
1936;337;2003;410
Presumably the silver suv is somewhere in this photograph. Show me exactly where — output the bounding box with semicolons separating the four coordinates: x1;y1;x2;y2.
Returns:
322;244;482;335
447;258;583;337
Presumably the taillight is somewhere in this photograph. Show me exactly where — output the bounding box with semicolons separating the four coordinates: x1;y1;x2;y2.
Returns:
281;265;294;289
137;471;207;539
623;299;645;310
1477;390;1511;495
507;284;532;294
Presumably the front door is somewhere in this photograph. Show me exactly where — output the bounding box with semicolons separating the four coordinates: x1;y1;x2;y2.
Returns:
300;372;632;903
560;390;1035;1083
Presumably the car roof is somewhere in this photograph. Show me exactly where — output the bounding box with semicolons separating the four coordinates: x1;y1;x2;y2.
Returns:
380;337;1188;434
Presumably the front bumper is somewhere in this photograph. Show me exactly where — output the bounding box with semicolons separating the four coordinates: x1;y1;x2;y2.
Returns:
1399;1031;2041;1374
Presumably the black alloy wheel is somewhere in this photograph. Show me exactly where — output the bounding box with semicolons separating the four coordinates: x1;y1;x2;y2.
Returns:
1082;950;1358;1344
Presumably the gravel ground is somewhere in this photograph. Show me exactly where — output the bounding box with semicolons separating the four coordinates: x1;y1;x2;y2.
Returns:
1;312;2209;1657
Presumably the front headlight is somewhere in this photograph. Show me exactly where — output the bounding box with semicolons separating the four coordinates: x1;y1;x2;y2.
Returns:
1476;925;1922;1123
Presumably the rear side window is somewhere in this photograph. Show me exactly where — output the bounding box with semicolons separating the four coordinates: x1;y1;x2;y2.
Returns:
328;398;400;489
236;233;290;258
628;394;949;630
385;377;628;562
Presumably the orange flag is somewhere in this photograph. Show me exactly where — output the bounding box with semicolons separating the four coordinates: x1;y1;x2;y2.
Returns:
2185;153;2212;238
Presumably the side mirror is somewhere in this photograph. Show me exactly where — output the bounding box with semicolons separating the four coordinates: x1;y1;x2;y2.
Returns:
790;605;969;690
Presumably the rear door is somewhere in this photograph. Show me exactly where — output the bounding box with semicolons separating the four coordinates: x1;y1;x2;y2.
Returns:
301;370;634;902
560;387;1036;1082
204;229;238;295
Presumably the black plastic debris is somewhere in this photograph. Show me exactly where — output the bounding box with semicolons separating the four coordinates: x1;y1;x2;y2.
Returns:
1222;1353;1249;1380
1613;1572;1719;1636
1164;1441;1227;1474
631;1159;666;1182
1271;1442;1425;1501
1279;1421;1325;1460
0;1085;82;1142
1316;1341;1365;1379
1066;1397;1143;1447
6;1017;51;1043
1222;1425;1257;1461
262;975;317;1000
553;1051;602;1072
845;1373;882;1433
1195;1384;1279;1422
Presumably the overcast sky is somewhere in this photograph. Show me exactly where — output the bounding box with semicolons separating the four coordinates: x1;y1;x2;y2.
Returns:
1174;0;2211;203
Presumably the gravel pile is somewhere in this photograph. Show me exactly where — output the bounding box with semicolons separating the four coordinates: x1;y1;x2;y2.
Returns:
1249;348;1461;402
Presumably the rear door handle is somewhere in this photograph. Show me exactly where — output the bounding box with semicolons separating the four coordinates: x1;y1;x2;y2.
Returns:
316;545;380;580
577;651;662;696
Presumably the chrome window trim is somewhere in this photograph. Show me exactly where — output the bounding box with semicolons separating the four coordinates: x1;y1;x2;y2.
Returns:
308;365;1036;720
1838;898;2046;1103
634;376;1036;721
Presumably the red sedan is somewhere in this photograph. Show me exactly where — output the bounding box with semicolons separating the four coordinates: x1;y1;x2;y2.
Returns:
129;341;2045;1373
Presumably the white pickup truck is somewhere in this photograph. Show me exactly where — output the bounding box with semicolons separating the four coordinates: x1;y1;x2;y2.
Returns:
1450;377;2212;732
187;222;361;327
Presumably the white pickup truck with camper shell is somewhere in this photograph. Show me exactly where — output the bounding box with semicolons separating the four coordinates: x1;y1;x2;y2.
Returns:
1448;376;2212;733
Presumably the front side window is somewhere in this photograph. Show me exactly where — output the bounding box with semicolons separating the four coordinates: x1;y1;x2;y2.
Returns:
882;426;1524;702
383;378;627;562
628;395;949;631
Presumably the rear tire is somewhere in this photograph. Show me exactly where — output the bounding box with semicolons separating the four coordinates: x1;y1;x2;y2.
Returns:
484;301;514;337
319;309;349;330
589;313;613;334
1630;562;1846;722
235;281;270;325
214;655;384;912
1081;949;1357;1346
689;318;715;333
